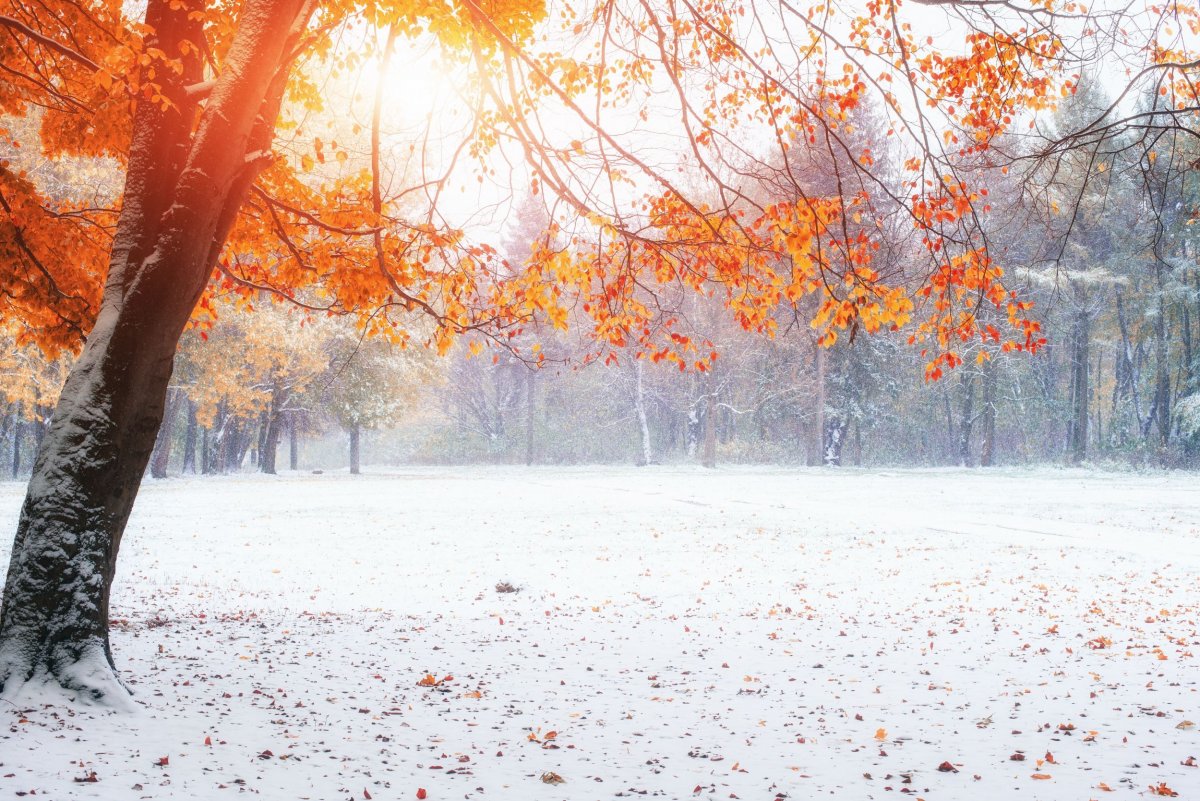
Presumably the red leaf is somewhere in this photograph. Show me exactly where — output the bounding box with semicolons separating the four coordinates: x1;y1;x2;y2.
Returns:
416;789;427;800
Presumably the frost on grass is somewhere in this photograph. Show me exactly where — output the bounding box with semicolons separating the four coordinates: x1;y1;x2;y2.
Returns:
0;467;1197;800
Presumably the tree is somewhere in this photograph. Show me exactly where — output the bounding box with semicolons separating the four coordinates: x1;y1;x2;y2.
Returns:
324;332;435;473
2;0;1193;703
0;327;68;477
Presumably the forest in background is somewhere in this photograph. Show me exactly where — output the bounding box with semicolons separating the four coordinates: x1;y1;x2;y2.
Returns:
4;80;1199;474
5;71;1199;474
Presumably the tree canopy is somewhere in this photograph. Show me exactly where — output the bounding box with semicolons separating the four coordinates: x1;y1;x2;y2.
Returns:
8;0;1193;373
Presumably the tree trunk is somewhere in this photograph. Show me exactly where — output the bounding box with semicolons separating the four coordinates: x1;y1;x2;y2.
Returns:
288;412;299;470
1114;291;1145;442
980;359;997;467
822;413;848;466
1067;303;1090;463
941;382;955;463
0;412;11;476
200;426;211;474
957;372;975;467
32;413;47;449
810;342;826;466
231;423;253;471
1093;351;1103;451
0;0;314;705
181;399;198;474
252;415;265;468
149;387;182;479
259;381;284;475
525;369;535;466
701;372;717;469
634;359;653;466
215;416;233;473
260;410;280;475
1182;301;1193;391
10;419;21;479
1152;262;1171;447
349;424;362;475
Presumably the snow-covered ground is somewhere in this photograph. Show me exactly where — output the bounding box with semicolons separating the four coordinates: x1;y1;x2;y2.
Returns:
1;466;1199;800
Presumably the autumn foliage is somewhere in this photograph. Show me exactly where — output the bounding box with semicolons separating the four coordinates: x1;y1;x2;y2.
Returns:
2;0;1197;374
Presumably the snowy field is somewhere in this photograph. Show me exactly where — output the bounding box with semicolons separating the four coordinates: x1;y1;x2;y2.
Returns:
2;466;1199;800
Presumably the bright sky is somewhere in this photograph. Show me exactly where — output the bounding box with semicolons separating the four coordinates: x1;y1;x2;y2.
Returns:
322;0;1182;254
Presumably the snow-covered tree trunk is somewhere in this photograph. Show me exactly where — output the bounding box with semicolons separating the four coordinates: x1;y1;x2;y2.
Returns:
150;388;182;479
1114;291;1145;443
349;424;362;475
1151;261;1171;447
824;416;847;466
980;360;997;467
0;412;11;477
525;370;535;466
0;291;192;706
957;372;976;468
260;413;280;474
0;0;314;706
289;413;300;470
259;384;284;475
811;342;826;466
10;420;22;479
686;408;700;458
182;399;198;474
1066;299;1090;463
701;371;717;469
634;359;653;466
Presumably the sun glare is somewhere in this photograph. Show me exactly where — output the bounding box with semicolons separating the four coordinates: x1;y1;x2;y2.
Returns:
383;43;467;126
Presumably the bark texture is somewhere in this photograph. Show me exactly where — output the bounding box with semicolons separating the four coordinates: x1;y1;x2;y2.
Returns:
0;0;314;705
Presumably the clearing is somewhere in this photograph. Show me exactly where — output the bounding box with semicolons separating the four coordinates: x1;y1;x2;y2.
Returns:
1;467;1198;800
